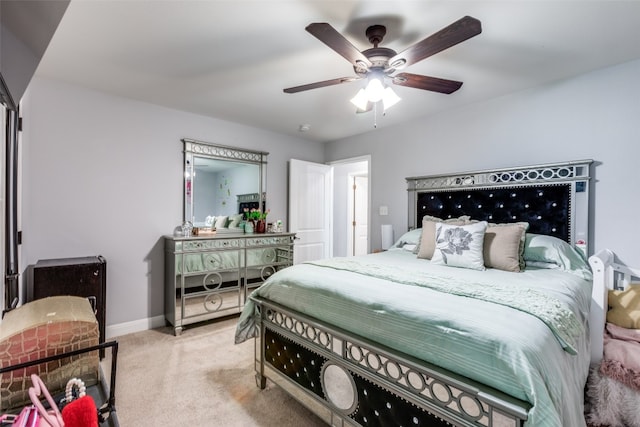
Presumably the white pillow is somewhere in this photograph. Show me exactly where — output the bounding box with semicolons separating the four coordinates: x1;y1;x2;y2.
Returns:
227;214;243;228
392;228;422;248
416;215;471;258
205;216;215;227
523;233;591;279
214;216;228;229
431;221;488;271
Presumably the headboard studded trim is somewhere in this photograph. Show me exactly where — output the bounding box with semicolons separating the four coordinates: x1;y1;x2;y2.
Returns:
407;160;593;247
415;184;571;240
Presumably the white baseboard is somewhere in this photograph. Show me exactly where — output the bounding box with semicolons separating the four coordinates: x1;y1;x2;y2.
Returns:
106;315;166;339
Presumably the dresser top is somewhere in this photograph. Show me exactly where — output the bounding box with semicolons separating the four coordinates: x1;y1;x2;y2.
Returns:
165;232;294;241
35;256;104;267
165;232;295;253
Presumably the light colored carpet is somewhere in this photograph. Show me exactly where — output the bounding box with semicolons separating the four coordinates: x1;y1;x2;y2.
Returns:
113;316;326;426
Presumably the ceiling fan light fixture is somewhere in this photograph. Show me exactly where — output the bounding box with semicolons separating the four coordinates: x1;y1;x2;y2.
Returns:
382;87;401;111
285;17;482;114
364;77;385;102
350;88;369;111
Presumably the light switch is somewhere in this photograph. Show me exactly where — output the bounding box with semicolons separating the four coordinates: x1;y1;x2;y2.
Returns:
379;205;389;216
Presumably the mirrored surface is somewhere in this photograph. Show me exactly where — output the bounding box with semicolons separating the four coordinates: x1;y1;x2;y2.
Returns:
183;139;267;228
321;363;357;413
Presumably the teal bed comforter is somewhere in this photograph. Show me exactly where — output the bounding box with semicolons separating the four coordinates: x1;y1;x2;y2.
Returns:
236;249;592;427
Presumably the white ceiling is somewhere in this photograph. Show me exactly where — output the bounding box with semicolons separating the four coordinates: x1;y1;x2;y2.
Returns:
35;0;640;143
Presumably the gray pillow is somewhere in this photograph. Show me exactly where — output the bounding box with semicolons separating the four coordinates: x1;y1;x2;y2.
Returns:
483;222;529;272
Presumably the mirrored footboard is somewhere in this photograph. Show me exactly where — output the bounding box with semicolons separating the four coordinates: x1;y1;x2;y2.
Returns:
252;298;530;427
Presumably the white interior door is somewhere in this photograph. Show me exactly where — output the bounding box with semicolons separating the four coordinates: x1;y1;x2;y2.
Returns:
288;159;332;264
347;174;368;256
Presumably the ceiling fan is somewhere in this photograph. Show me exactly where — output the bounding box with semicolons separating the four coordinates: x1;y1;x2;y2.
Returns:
283;16;482;112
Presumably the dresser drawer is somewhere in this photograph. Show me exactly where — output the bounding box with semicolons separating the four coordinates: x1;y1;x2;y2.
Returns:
181;289;241;321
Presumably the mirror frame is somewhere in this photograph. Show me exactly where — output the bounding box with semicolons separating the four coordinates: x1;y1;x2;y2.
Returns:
182;138;268;225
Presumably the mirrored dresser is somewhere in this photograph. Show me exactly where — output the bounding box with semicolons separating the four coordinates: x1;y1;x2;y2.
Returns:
165;233;294;335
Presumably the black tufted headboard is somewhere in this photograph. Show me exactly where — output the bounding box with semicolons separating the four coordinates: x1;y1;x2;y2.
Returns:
237;192;266;215
416;184;571;241
407;160;592;247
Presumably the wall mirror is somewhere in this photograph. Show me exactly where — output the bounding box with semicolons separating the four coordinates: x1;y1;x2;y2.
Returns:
183;138;268;228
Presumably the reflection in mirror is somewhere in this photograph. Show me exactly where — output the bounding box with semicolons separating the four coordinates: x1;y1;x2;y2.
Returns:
183;139;268;230
192;157;259;223
322;363;357;413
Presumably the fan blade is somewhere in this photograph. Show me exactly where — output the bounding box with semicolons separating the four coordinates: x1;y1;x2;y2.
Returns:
306;23;372;69
284;76;360;94
392;73;463;94
388;16;481;69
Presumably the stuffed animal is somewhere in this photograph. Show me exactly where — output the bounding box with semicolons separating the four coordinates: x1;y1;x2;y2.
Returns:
607;285;640;329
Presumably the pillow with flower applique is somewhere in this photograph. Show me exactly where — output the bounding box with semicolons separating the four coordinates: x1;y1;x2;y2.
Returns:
416;215;471;258
431;221;488;271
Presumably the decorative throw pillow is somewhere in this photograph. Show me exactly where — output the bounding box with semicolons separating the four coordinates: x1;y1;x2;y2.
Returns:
483;222;529;272
431;221;488;270
214;215;228;229
607;286;640;329
227;214;244;228
416;215;471;259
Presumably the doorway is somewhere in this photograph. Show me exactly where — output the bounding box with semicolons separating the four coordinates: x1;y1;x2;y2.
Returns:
347;174;368;256
288;156;370;262
329;156;370;258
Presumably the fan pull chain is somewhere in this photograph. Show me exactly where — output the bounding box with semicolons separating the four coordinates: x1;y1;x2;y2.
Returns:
373;102;378;128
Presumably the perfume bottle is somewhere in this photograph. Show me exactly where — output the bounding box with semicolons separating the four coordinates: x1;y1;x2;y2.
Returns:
181;221;193;237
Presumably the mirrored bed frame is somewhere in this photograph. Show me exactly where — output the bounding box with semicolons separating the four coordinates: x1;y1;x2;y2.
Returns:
245;159;595;427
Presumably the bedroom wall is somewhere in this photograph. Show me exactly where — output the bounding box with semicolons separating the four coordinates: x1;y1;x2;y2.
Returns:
19;76;324;335
325;58;640;267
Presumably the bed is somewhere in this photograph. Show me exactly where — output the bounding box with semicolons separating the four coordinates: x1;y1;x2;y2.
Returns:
235;159;598;427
